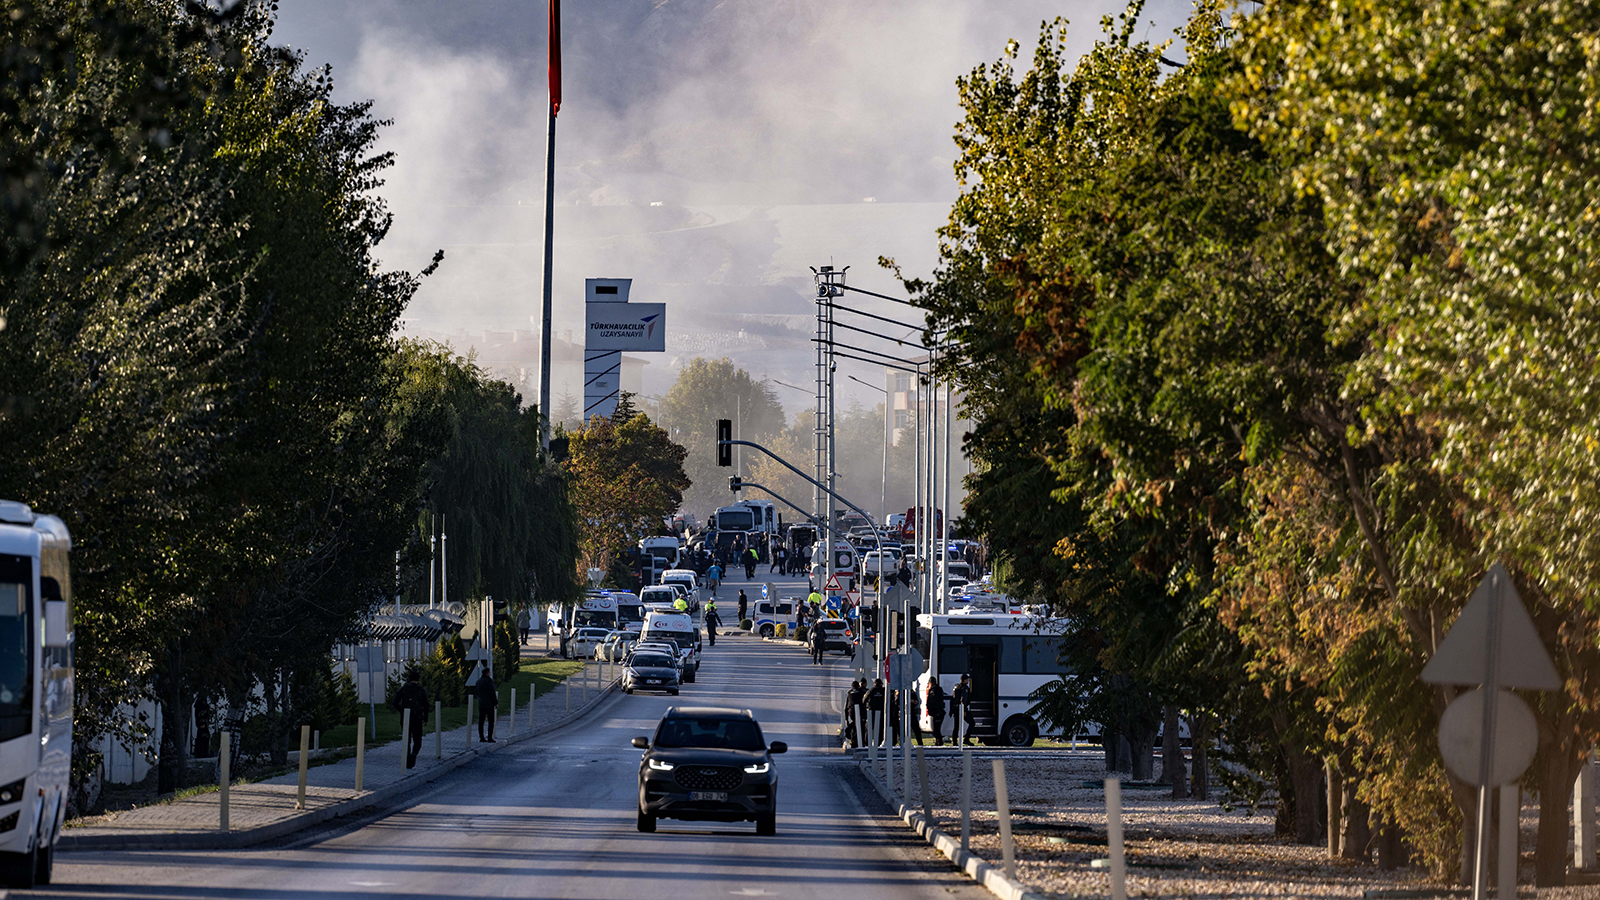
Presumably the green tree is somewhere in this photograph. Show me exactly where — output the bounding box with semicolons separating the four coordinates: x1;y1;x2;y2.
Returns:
564;413;690;581
658;358;784;520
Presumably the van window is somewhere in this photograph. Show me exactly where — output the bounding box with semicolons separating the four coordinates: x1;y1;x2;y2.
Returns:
756;602;771;615
778;602;793;615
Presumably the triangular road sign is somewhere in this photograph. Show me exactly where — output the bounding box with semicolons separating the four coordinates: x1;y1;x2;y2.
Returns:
824;574;844;593
1421;562;1561;691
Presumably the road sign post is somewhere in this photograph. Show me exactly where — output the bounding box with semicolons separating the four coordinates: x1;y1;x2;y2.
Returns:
1421;563;1560;900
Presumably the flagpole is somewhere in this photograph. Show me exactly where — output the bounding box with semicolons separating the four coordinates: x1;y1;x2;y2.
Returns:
539;107;556;449
539;0;561;450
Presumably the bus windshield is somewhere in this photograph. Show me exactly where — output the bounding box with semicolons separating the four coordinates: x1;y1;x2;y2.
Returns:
717;510;754;531
0;555;33;742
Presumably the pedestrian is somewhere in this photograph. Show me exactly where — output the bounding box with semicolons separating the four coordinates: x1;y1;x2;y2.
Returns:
952;673;973;745
796;601;808;633
810;621;825;664
744;546;759;579
474;661;498;743
770;546;783;574
705;603;720;647
909;686;924;744
866;678;886;744
737;589;748;624
889;689;903;745
707;562;722;596
927;678;947;745
898;561;913;588
397;669;430;768
845;679;866;746
517;608;531;644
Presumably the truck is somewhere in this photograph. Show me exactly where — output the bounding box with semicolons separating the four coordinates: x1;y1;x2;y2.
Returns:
0;501;72;887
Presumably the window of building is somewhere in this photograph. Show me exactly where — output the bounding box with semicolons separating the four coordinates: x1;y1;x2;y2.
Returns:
894;373;912;393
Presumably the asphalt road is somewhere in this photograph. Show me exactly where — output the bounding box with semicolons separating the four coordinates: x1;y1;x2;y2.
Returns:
39;579;986;900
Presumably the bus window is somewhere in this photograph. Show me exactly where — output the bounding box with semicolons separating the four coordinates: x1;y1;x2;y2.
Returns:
999;636;1026;674
937;635;967;674
0;556;32;742
1024;635;1071;674
915;626;931;661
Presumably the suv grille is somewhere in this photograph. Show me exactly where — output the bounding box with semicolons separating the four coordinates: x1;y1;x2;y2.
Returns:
675;766;743;791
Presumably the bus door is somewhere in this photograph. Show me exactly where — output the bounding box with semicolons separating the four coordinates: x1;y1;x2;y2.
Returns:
966;641;1001;735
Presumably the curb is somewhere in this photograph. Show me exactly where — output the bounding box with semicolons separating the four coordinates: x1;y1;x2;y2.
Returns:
857;759;1048;900
61;679;621;852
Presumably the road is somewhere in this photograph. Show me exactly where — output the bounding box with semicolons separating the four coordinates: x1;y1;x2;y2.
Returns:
38;577;985;900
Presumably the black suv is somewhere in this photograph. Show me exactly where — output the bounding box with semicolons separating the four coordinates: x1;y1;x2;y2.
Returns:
633;707;786;835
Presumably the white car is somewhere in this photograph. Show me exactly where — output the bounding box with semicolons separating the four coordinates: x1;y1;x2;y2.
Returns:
860;550;895;578
566;627;612;659
596;632;638;661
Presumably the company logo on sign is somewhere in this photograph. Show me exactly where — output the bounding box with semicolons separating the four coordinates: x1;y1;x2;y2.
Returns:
584;302;667;351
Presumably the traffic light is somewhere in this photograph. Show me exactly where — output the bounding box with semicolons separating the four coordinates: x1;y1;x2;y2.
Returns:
729;476;743;492
860;607;877;630
716;419;733;467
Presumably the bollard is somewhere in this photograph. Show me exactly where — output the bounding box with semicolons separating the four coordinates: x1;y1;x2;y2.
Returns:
355;718;366;792
313;729;320;751
509;687;516;736
566;672;571;712
467;696;476;745
961;746;972;852
994;759;1015;881
434;700;442;760
219;731;231;833
400;708;411;772
1106;777;1127;900
296;724;310;810
1499;784;1518;900
915;743;932;823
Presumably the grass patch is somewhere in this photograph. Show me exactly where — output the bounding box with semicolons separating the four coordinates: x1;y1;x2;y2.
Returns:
319;657;586;749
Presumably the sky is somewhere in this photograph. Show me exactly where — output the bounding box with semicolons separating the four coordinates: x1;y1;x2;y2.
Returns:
268;0;1195;415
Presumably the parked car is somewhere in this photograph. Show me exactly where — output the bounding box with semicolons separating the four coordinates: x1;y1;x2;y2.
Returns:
566;626;612;659
622;650;681;695
597;631;639;662
633;706;786;835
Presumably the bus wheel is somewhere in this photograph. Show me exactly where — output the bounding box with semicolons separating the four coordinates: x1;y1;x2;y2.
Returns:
32;841;51;885
2;847;37;889
1001;715;1037;748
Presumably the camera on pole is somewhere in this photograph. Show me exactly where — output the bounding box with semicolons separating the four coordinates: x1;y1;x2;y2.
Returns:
716;418;732;467
729;476;743;493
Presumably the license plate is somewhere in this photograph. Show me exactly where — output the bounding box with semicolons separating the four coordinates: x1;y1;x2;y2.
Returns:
690;791;727;802
646;679;660;684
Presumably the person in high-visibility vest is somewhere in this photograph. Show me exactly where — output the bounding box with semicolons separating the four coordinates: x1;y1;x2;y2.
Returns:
808;589;824;611
674;596;688;612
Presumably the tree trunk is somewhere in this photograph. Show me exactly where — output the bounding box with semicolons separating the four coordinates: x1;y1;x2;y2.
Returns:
156;645;188;794
1287;746;1324;845
1376;819;1407;870
1160;705;1187;799
1342;781;1372;862
1327;763;1343;857
1536;740;1588;887
1189;714;1210;801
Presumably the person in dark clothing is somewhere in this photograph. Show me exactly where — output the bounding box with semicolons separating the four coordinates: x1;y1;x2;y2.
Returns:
737;590;748;624
897;562;913;588
926;679;947;745
845;679;866;746
744;547;759;579
474;662;498;743
397;670;430;767
889;689;904;745
810;622;825;664
951;673;973;745
704;605;720;646
866;679;886;744
771;546;784;573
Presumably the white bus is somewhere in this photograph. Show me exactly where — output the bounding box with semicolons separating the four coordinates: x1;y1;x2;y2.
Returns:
913;614;1070;747
710;500;777;541
0;501;72;887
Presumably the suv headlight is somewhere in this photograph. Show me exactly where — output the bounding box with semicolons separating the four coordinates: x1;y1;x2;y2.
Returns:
648;758;676;771
743;762;770;774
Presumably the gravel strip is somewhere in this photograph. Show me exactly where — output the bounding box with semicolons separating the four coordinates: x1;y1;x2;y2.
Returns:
897;751;1592;898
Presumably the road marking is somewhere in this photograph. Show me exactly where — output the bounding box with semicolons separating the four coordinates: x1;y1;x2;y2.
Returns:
729;890;779;897
349;881;394;887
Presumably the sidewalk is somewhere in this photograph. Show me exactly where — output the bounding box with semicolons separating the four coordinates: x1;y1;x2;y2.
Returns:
62;657;622;851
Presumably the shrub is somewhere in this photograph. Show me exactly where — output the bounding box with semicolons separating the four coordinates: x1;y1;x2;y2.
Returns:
423;641;467;707
794;625;809;644
494;619;521;680
740;618;753;631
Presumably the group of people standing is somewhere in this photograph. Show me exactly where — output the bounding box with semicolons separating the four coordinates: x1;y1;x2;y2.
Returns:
842;673;974;748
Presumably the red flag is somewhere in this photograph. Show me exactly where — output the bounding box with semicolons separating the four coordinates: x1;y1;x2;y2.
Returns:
548;0;562;116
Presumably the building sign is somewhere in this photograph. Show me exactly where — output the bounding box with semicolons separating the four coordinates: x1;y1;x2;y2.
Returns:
585;301;667;352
